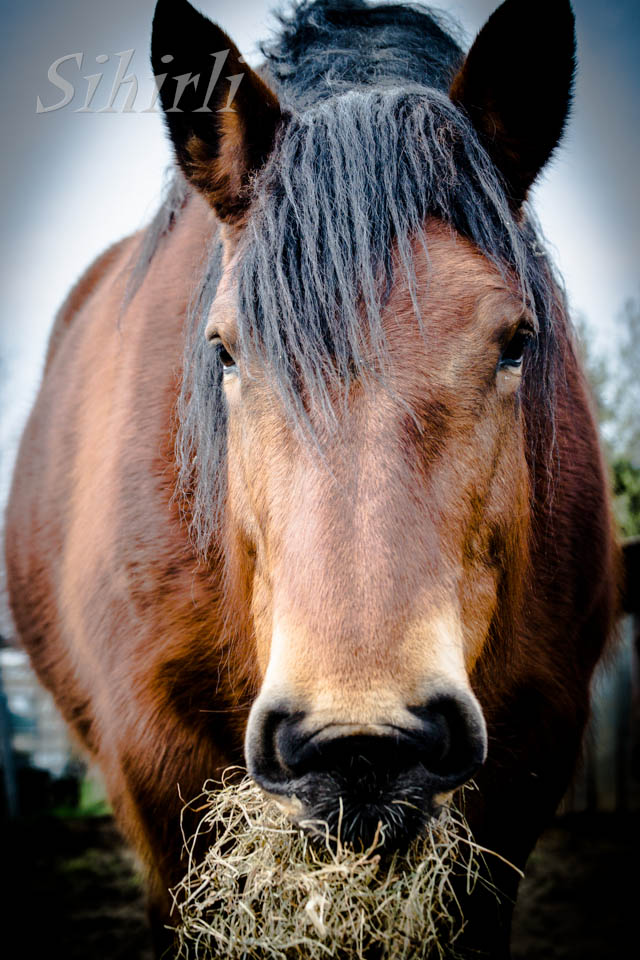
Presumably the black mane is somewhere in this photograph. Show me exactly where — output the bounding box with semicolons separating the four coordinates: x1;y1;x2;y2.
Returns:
262;0;465;106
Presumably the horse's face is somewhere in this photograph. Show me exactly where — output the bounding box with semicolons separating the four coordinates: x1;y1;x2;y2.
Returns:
207;222;531;843
153;0;576;845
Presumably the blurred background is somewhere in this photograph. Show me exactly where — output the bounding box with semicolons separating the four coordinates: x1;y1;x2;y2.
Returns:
1;1;638;958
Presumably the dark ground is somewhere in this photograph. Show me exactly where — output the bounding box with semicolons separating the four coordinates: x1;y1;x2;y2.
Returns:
2;811;637;959
510;813;637;960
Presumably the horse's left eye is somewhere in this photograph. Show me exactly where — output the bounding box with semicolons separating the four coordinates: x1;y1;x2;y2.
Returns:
499;328;532;370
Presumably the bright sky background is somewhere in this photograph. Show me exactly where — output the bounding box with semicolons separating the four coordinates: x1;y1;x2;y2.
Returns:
1;0;639;510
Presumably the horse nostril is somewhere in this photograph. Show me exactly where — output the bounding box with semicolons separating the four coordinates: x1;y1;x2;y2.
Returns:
409;693;487;787
247;693;487;798
246;706;307;786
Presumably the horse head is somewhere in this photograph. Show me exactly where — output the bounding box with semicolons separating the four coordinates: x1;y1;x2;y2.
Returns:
153;0;576;847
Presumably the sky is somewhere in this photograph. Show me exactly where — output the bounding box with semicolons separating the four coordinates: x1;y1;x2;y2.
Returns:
1;0;639;507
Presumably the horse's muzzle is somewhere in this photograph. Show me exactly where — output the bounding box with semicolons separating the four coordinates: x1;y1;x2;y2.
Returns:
246;693;487;848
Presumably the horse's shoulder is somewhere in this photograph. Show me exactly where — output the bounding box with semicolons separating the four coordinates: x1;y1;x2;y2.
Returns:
44;234;138;371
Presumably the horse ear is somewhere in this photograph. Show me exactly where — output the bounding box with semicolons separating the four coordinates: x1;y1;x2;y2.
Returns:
450;0;576;208
151;0;282;222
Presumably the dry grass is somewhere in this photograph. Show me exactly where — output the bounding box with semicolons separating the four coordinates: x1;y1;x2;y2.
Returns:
171;770;517;960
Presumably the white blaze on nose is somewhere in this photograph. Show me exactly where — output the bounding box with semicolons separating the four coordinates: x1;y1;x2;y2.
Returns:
399;603;473;694
254;604;484;733
259;619;296;698
255;617;423;730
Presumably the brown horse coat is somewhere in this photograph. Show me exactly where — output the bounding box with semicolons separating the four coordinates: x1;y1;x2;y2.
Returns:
5;0;619;956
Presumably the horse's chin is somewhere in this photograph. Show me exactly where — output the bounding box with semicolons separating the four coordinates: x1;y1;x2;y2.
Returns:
255;767;448;851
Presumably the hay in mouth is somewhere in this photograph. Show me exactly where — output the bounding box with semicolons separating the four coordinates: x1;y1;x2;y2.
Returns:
171;769;517;959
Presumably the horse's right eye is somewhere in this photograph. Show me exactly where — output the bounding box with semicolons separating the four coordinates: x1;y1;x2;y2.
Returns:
212;338;237;372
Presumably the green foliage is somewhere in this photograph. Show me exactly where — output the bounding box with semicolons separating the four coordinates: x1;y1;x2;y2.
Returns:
612;459;640;538
612;298;640;468
575;298;640;538
53;772;111;819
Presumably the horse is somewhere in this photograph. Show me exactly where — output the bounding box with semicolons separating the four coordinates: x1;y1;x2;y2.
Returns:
4;0;619;955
